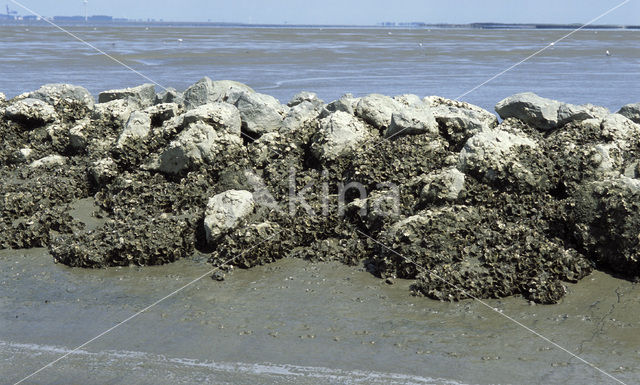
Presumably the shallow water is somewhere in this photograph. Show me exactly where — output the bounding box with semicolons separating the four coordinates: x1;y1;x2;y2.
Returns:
0;24;639;111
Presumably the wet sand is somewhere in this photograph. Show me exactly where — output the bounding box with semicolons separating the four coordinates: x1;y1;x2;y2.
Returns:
2;248;638;384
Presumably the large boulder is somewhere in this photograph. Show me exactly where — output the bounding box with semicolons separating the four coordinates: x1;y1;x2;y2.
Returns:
617;102;640;124
419;167;466;204
424;96;497;149
4;98;57;127
116;111;152;148
323;93;360;116
355;93;401;131
385;107;438;139
203;190;255;245
495;92;607;131
98;83;156;107
183;77;254;109
282;100;322;133
28;83;94;112
155;121;242;175
144;103;180;126
181;102;241;136
600;113;640;147
310;111;373;162
287;91;323;108
570;176;640;276
235;91;287;136
92;98;143;128
458;129;541;189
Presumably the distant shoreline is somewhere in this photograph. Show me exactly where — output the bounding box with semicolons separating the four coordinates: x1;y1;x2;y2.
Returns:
0;19;639;30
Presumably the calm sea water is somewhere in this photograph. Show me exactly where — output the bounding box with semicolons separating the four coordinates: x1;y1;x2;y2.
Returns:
0;23;639;112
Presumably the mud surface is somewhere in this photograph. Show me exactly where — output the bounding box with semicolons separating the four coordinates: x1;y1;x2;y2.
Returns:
1;249;639;384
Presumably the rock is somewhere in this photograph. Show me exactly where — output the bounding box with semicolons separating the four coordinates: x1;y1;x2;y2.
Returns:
495;92;606;131
155;121;242;174
282;100;322;132
618;102;640;124
385;107;438;139
424;96;497;149
4;98;57;126
28;83;94;111
203;190;255;244
29;154;67;168
458;129;540;188
181;102;241;135
601;113;640;146
355;93;400;131
155;87;183;105
311;111;373;162
68;121;88;153
88;157;118;186
591;143;623;173
0;92;5;103
419;167;466;203
323;93;359;116
116;111;151;148
288;91;323;108
393;94;425;108
570;176;640;276
144;103;180;126
92;98;142;128
183;77;254;109
98;83;156;106
8;148;34;164
235;91;287;136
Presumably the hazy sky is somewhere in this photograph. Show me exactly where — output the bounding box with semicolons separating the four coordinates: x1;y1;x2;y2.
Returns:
9;0;639;25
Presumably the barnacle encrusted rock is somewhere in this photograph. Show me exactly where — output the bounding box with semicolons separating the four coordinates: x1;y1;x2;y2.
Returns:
2;81;638;304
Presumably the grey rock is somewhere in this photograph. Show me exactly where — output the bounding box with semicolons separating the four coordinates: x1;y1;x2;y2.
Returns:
116;111;151;148
355;93;401;130
181;102;241;136
601;113;640;147
617;103;640;124
323;93;359;117
28;83;94;110
68;121;88;152
98;83;156;106
92;98;143;127
155;87;183;105
287;91;323;108
204;190;255;244
235;92;287;136
4;98;57;126
458;129;539;186
393;94;425;108
144;103;180;126
155;121;242;174
183;77;254;109
495;92;606;131
385;107;438;138
8;148;34;164
282;100;322;132
424;96;497;148
89;157;118;186
311;111;373;161
29;154;66;168
420;167;466;203
0;92;5;103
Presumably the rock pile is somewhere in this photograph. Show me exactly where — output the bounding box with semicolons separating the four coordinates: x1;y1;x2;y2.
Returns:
2;77;639;303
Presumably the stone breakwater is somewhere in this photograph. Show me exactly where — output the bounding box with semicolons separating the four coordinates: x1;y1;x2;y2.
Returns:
1;78;640;304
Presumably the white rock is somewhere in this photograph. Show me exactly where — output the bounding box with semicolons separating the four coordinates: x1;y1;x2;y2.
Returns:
311;111;373;161
287;91;323;107
98;83;156;107
28;83;94;110
420;167;466;202
144;103;180;125
156;122;242;174
458;129;538;184
355;93;401;130
92;98;142;127
4;98;57;126
29;154;67;168
117;111;151;148
601;113;640;147
204;190;255;244
282;100;322;132
181;102;241;135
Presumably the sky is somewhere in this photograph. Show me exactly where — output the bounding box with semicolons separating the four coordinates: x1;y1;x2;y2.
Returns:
7;0;640;25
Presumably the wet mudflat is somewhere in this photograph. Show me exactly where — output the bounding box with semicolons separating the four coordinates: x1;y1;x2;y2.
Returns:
1;248;638;384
